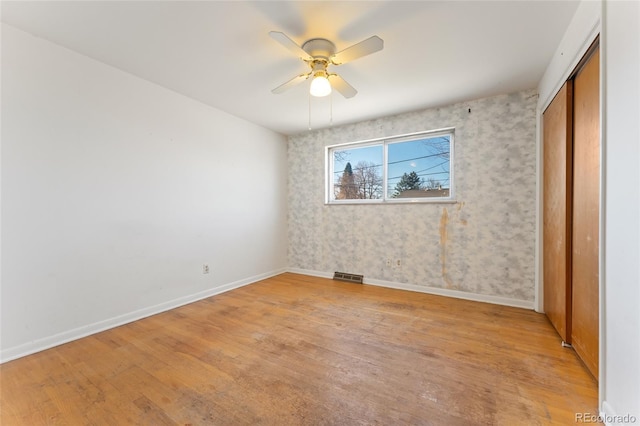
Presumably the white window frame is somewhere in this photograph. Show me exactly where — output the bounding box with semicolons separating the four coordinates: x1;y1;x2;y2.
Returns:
325;128;455;204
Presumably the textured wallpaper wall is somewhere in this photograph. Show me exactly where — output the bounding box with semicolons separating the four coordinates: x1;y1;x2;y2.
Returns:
288;90;538;302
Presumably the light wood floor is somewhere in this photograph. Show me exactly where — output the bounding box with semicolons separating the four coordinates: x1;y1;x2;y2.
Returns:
1;273;599;425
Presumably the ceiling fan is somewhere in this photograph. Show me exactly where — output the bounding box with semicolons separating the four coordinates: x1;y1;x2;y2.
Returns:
269;31;384;99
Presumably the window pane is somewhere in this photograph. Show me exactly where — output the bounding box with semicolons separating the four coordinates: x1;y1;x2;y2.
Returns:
332;145;383;200
387;135;450;198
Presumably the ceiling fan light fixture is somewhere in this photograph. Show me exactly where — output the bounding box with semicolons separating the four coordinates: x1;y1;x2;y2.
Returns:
310;71;331;97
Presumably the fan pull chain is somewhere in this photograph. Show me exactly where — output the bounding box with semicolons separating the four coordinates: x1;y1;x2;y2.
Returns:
330;90;333;126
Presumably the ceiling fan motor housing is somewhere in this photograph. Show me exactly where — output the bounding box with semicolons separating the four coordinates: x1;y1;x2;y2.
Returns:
302;38;336;60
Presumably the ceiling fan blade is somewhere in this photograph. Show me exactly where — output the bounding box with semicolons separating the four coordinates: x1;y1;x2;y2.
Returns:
269;31;313;61
331;36;384;65
272;73;311;94
328;74;357;99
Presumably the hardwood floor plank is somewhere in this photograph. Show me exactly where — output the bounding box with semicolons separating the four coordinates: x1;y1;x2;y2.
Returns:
1;273;599;425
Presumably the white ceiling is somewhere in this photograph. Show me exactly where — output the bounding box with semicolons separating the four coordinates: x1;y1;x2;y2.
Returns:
1;1;579;135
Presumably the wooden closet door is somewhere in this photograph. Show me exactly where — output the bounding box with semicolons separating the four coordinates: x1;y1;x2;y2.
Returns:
571;47;600;378
543;82;573;343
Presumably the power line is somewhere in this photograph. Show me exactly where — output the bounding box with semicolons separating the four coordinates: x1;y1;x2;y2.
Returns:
387;152;449;166
333;151;449;175
413;160;450;174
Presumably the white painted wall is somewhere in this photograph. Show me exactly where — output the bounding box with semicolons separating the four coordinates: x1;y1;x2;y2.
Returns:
601;0;640;421
0;24;288;361
538;0;602;110
538;0;640;420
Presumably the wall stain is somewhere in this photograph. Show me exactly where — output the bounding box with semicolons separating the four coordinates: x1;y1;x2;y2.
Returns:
439;207;454;288
457;202;467;226
439;207;448;246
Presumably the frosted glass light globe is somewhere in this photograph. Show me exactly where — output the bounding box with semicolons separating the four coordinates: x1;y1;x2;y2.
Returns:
310;74;331;97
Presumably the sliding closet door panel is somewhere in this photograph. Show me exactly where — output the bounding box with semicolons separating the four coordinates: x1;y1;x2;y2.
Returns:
571;47;600;379
543;82;573;342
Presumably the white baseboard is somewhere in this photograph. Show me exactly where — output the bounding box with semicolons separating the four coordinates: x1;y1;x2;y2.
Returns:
287;268;333;279
602;401;616;426
288;268;534;310
0;267;287;363
599;401;639;426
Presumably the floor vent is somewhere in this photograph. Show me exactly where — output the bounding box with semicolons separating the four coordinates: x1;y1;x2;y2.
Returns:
333;271;364;284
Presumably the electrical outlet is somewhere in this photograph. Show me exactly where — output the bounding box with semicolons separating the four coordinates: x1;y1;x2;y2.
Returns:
396;259;402;268
203;264;210;274
386;258;392;267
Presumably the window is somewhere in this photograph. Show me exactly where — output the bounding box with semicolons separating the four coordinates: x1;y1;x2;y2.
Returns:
327;129;454;204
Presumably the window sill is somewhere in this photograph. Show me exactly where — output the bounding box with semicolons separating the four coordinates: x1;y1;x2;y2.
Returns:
325;198;458;205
